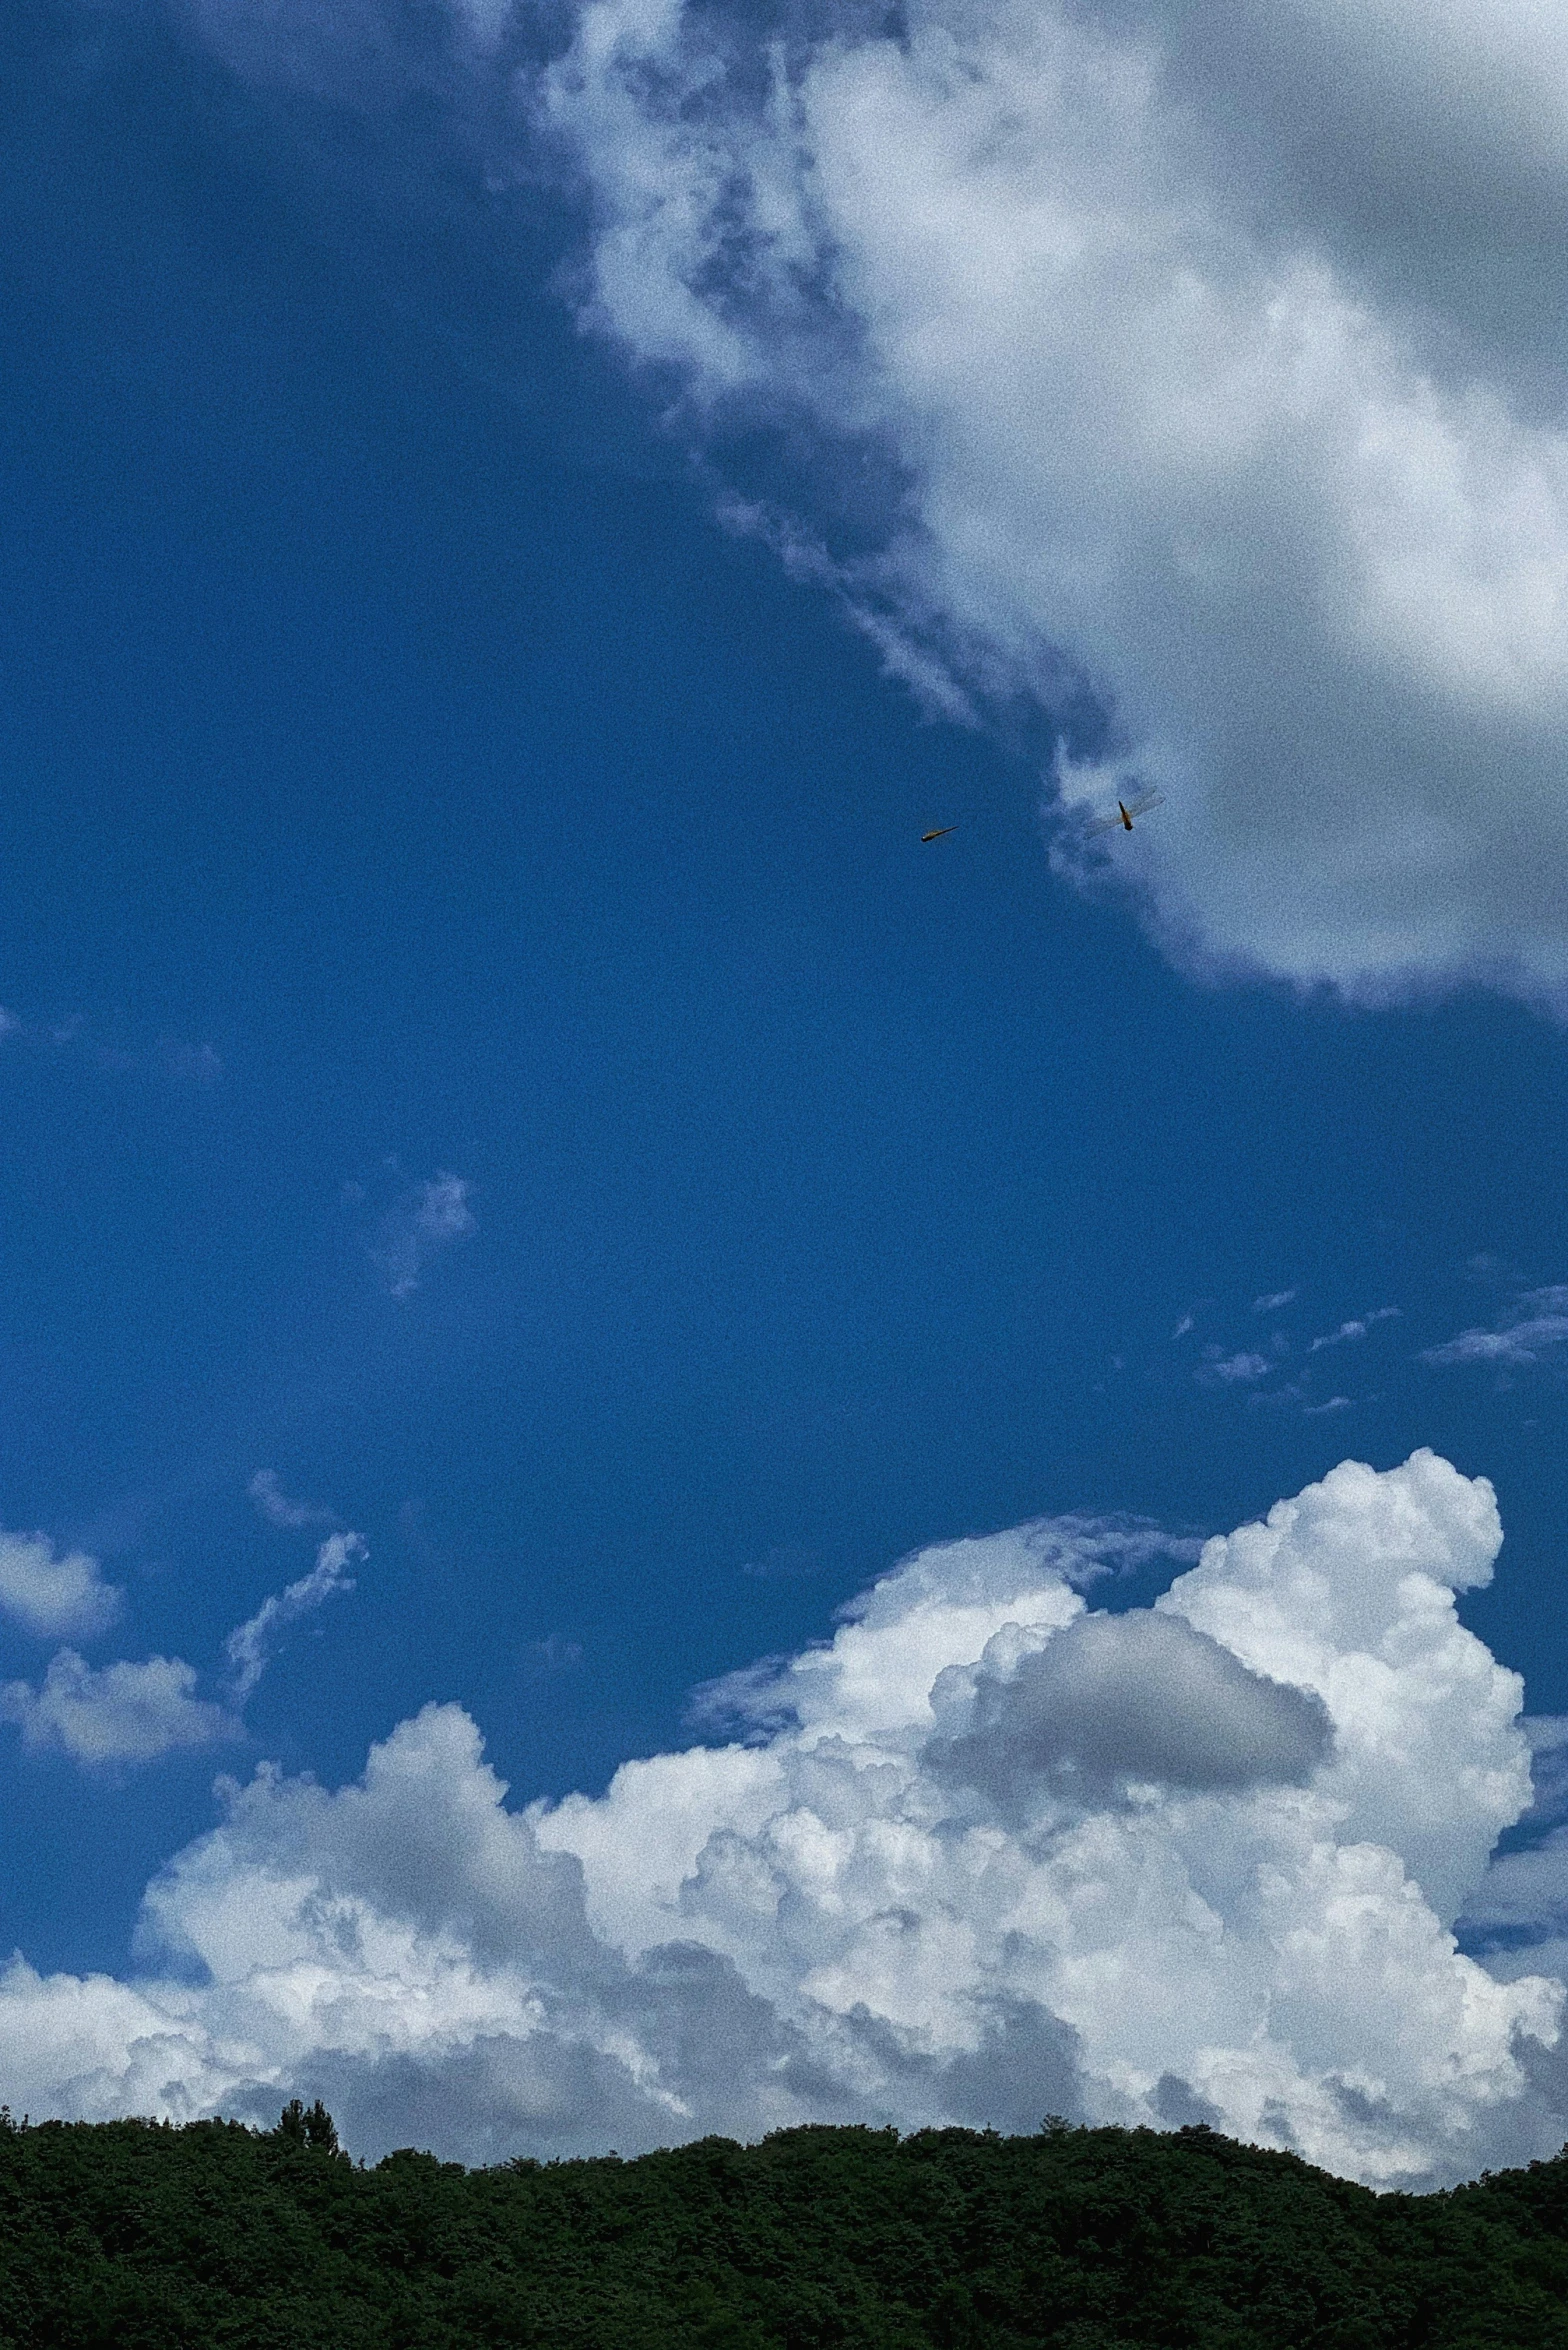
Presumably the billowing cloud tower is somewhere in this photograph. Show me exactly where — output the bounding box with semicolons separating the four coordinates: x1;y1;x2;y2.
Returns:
0;1451;1560;2186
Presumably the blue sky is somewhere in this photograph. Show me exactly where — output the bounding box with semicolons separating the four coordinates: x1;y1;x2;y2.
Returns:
4;0;1568;2183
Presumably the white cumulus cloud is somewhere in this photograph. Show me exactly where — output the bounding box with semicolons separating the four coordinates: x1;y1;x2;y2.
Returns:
522;0;1568;1011
171;0;1568;1006
0;1653;233;1767
0;1453;1565;2185
0;1530;122;1642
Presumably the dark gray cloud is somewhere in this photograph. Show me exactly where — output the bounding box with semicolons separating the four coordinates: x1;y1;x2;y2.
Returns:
842;1995;1083;2137
1151;2072;1223;2131
927;1607;1332;1801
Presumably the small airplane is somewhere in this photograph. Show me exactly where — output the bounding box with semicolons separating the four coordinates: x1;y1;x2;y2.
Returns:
921;825;958;842
1085;787;1164;836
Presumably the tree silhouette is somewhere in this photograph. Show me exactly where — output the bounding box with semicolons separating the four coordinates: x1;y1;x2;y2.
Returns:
274;2097;342;2156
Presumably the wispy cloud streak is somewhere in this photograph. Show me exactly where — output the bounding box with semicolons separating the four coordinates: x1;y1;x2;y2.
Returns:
226;1533;365;1703
1424;1289;1568;1369
369;1174;476;1298
1310;1308;1400;1352
247;1471;338;1532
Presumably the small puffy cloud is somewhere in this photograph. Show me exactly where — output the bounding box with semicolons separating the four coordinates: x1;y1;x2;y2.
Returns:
926;1607;1332;1801
1311;1308;1400;1352
369;1174;475;1299
247;1472;336;1532
1253;1290;1297;1314
1304;1395;1353;1416
0;1454;1560;2185
226;1533;364;1703
0;1531;122;1642
1201;1348;1272;1385
0;1529;363;1772
0;1653;233;1767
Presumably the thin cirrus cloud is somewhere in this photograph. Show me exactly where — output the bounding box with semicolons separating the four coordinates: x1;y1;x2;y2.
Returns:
0;1454;1565;2186
0;1007;220;1084
368;1174;476;1299
247;1471;338;1532
1422;1287;1568;1368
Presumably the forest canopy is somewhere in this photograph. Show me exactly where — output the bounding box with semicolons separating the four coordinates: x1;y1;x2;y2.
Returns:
0;2106;1564;2345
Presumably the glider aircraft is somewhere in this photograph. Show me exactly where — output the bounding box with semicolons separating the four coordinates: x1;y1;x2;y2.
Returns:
1086;788;1164;835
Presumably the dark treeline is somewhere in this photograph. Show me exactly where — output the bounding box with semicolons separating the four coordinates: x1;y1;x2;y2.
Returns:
0;2103;1564;2345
